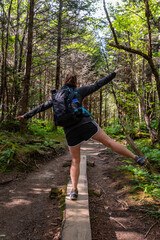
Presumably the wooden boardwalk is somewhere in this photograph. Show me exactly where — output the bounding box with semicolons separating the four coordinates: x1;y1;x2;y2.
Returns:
61;153;92;240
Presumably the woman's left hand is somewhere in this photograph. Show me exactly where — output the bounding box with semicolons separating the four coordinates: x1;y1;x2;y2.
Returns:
14;115;24;120
114;67;125;73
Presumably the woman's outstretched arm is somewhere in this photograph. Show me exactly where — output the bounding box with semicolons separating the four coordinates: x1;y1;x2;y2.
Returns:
14;99;53;120
77;67;124;98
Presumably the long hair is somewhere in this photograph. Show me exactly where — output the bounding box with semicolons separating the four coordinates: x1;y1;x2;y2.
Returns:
64;73;77;87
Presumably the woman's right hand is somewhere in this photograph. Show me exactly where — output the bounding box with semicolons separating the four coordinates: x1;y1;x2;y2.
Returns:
14;115;24;120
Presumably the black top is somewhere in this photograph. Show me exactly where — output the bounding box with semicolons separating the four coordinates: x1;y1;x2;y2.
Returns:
24;72;116;134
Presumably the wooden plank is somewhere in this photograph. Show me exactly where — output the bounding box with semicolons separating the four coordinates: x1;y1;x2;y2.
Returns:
61;154;92;240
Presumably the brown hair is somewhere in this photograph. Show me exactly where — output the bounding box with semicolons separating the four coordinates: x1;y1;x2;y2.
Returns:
64;73;77;87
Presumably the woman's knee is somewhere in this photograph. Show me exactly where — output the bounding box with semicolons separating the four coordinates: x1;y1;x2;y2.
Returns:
71;157;80;166
68;145;80;164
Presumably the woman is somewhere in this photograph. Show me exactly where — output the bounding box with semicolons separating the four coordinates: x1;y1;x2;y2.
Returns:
15;68;146;200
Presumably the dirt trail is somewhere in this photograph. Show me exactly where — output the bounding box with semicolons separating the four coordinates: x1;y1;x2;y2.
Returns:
0;140;159;240
0;152;70;240
86;140;160;240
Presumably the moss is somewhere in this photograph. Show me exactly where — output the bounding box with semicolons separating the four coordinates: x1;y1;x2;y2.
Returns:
49;185;67;217
0;120;66;173
49;185;66;199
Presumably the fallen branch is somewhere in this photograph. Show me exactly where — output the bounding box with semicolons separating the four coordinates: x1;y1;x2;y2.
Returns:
18;159;28;166
126;136;154;174
144;221;158;238
110;217;127;229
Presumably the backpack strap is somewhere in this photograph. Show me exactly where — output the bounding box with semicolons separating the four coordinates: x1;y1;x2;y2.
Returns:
66;86;75;103
66;87;93;119
65;86;71;92
80;107;94;119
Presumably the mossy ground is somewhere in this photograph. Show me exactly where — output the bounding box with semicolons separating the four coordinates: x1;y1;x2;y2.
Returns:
0;119;66;173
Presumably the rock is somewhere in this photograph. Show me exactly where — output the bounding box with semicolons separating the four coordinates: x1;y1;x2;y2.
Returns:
89;188;102;197
93;188;102;197
87;160;95;167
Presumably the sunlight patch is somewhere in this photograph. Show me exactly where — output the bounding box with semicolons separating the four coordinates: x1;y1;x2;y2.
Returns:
31;188;50;194
4;199;31;207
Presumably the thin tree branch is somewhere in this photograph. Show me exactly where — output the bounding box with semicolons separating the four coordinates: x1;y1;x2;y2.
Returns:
144;221;158;238
109;42;149;61
103;0;119;45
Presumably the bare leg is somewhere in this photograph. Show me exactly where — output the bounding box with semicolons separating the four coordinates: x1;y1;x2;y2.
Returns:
92;127;136;159
68;144;81;190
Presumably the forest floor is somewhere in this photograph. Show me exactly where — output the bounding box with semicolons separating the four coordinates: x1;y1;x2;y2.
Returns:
87;141;160;240
0;140;160;240
0;149;70;240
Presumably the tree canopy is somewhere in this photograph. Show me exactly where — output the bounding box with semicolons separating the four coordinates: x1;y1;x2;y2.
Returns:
0;0;159;143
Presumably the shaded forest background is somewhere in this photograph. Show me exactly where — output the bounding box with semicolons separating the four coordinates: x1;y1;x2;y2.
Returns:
0;0;159;143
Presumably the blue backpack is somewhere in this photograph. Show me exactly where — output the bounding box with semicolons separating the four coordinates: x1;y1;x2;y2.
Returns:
51;86;92;127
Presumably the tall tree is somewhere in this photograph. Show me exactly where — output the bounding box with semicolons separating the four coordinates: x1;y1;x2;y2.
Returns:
0;5;5;119
103;0;160;102
103;0;159;142
21;0;34;129
12;0;20;116
55;0;63;90
0;0;13;121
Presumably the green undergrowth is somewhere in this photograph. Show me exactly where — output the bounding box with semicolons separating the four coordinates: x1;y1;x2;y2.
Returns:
28;119;65;142
104;121;160;169
0;119;66;173
127;138;160;169
118;164;160;199
118;163;160;218
104;121;160;210
118;138;160;216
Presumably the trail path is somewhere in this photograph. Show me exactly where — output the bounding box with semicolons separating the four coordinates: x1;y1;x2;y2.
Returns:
0;152;70;240
85;140;160;240
62;154;91;240
0;140;159;240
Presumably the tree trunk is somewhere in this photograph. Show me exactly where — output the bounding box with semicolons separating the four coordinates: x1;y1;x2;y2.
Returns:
104;98;107;127
42;71;47;120
55;0;63;90
0;7;5;121
18;14;28;73
158;120;160;141
133;78;158;144
21;0;34;131
111;86;126;134
4;0;13;116
147;58;160;102
99;88;102;127
0;0;13;122
39;74;42;119
144;0;152;58
12;0;21;116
